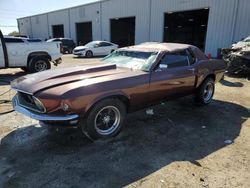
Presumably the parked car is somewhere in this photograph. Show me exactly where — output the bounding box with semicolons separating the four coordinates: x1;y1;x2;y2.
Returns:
11;42;226;140
73;41;118;57
47;38;75;54
0;30;62;73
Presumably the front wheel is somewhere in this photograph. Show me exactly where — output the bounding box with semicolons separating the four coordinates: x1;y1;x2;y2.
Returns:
194;77;215;106
80;99;126;140
85;51;93;58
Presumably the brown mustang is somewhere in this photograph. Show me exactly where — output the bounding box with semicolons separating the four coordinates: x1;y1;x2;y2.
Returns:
11;42;226;140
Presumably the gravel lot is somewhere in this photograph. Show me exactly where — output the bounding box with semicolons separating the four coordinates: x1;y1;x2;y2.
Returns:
0;55;250;188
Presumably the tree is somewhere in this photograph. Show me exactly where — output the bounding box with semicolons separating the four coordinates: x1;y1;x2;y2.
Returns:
8;31;20;36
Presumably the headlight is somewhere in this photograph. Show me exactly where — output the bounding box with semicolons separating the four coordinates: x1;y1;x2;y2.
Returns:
61;103;70;112
32;96;46;112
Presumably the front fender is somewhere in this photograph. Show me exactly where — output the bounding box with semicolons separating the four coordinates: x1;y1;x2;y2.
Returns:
84;91;130;114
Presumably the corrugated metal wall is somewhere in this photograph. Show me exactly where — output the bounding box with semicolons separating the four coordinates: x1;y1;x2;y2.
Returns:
17;0;250;56
233;0;250;42
47;9;70;38
69;3;101;43
30;14;49;40
18;18;32;38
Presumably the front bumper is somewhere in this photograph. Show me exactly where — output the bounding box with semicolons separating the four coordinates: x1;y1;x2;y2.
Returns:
73;51;86;56
12;95;79;122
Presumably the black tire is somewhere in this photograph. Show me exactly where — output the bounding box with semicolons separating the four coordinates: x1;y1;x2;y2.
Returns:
85;50;93;58
28;57;51;73
194;77;215;106
80;98;126;140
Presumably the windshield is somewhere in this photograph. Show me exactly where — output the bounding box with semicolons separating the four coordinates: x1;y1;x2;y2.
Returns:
85;41;97;48
101;50;158;71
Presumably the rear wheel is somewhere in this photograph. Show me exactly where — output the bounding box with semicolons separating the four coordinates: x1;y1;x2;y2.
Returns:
68;47;73;54
85;50;93;58
195;77;215;106
28;57;51;73
80;98;126;140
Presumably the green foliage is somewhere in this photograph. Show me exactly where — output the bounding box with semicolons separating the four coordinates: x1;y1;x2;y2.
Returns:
8;31;20;36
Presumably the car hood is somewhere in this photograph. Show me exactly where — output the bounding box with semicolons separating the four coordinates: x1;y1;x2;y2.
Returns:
11;63;146;95
74;46;89;50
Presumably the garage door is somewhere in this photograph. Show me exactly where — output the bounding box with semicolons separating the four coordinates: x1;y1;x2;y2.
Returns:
110;17;135;47
52;24;64;38
164;9;209;50
76;22;93;46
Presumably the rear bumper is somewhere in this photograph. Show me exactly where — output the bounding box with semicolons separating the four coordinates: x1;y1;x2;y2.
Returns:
12;96;79;122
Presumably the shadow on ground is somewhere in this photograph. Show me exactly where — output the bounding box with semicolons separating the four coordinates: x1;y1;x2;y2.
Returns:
220;79;244;87
0;71;26;85
0;98;249;188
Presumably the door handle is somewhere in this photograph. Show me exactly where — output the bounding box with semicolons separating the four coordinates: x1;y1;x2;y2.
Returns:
189;68;195;71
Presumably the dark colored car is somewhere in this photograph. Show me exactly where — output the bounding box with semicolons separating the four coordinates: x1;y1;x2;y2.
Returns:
47;38;75;54
11;42;226;140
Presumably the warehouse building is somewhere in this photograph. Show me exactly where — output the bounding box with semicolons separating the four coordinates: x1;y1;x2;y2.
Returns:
17;0;250;56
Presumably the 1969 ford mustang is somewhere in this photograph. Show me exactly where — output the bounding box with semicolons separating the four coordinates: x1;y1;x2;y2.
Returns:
11;43;226;140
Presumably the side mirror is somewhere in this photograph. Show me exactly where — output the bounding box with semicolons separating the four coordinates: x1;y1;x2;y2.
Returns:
159;64;168;69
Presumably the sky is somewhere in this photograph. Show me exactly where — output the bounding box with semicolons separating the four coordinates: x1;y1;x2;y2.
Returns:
0;0;98;35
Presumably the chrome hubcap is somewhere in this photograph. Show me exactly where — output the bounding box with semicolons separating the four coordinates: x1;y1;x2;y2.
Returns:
94;106;120;136
203;82;214;102
35;60;47;72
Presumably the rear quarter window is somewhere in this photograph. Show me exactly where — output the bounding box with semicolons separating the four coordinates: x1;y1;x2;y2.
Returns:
160;51;189;68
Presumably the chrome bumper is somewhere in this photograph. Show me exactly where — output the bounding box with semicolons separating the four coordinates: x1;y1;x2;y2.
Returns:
12;96;79;121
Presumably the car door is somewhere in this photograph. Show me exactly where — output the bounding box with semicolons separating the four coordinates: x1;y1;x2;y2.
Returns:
97;42;113;55
92;42;103;56
149;50;196;103
102;42;114;55
5;38;28;67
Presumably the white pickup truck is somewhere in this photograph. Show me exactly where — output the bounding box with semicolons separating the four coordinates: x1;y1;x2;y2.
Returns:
0;30;62;73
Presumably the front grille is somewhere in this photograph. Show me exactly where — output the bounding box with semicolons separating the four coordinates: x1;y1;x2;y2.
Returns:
74;49;84;53
17;92;45;113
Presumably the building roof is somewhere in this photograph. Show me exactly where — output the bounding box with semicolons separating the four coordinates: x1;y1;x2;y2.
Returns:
17;0;108;20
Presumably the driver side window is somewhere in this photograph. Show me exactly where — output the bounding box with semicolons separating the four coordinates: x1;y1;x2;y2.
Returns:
159;51;189;69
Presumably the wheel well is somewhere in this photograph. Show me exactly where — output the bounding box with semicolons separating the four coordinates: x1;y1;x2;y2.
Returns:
86;95;130;116
198;74;215;88
205;74;215;81
27;52;51;64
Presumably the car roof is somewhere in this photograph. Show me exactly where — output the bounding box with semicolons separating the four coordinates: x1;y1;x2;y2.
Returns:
120;42;197;52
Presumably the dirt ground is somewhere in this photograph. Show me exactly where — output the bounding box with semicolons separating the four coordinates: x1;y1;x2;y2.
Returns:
0;55;250;188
